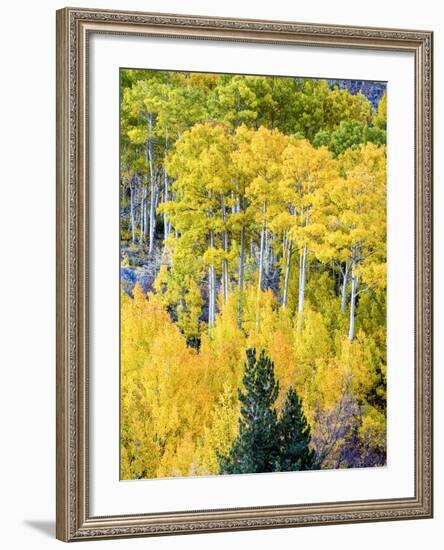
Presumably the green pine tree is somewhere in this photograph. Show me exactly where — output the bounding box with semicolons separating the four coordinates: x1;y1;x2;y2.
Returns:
218;348;319;475
218;348;280;474
275;387;318;471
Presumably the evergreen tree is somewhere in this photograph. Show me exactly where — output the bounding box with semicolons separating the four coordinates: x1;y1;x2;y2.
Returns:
275;387;318;471
218;349;279;474
218;349;318;475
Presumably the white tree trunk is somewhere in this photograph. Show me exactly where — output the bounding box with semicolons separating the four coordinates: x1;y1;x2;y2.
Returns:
264;230;270;277
208;264;214;326
238;226;245;292
282;231;288;264
237;224;246;326
282;241;292;308
297;244;307;331
147;113;156;255
221;199;229;302
208;229;216;327
140;190;144;241
222;260;228;303
258;202;267;291
163;167;170;241
298;244;307;314
348;267;358;341
144;189;149;239
130;178;136;243
341;262;350;313
148;185;156;253
141;185;148;241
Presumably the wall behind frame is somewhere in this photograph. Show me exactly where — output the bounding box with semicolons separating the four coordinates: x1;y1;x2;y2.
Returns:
0;0;441;548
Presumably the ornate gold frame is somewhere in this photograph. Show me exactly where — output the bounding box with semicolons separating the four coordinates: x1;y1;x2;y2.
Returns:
56;7;433;542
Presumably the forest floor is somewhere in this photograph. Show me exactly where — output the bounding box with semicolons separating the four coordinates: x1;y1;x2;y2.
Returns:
120;238;283;302
120;240;166;295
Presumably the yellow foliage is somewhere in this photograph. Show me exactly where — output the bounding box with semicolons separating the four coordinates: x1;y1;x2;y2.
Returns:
194;383;240;475
121;279;386;479
360;404;386;451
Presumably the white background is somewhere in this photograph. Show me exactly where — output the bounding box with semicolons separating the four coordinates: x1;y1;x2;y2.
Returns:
0;0;442;548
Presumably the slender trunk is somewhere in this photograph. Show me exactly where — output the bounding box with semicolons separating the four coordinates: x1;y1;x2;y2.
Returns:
144;189;149;239
212;262;216;322
130;178;136;243
348;267;358;341
271;239;276;274
341;262;350;313
221;198;229;302
142;185;149;241
282;231;288;264
147;113;156;255
238;226;245;292
258;225;265;290
237;224;246;326
140;187;144;241
222;260;228;302
264;230;269;277
163;167;169;241
208;263;213;326
298;245;307;313
282;241;292;308
208;229;216;327
297;244;307;331
258;202;267;291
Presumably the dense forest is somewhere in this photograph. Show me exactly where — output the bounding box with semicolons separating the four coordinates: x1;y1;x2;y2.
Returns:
120;69;387;480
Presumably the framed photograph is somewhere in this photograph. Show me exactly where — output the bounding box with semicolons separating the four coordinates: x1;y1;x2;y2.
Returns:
56;7;433;542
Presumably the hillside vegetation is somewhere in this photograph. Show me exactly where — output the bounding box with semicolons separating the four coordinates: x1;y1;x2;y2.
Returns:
120;70;387;479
